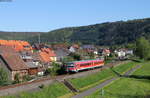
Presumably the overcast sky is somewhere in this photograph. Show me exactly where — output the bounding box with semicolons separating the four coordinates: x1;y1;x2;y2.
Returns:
0;0;149;32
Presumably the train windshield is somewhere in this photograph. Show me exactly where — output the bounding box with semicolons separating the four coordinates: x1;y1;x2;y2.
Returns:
66;63;74;67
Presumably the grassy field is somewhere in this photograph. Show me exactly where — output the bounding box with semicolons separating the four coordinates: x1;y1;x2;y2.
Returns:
85;61;150;98
69;61;139;91
4;82;72;98
133;62;150;75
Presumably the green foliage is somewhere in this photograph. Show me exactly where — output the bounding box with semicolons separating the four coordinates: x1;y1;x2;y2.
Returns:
0;68;8;85
31;18;150;45
125;43;136;50
61;56;75;64
23;75;33;82
69;53;82;61
135;37;150;60
39;84;45;89
45;62;61;76
14;73;20;83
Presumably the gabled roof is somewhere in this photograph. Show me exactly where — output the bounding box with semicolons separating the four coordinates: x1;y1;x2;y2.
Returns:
41;48;56;57
36;48;57;63
39;52;51;63
0;46;28;71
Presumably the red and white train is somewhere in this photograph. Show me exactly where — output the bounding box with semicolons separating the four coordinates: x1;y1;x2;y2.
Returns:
65;59;104;72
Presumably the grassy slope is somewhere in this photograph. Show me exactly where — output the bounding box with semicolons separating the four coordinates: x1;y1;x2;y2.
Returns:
133;61;150;75
4;82;72;98
86;61;150;98
69;61;139;91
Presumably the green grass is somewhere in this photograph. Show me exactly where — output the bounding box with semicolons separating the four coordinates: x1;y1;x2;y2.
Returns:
70;69;115;91
69;61;139;91
113;61;139;75
4;82;72;98
85;61;150;98
133;61;150;75
85;78;150;98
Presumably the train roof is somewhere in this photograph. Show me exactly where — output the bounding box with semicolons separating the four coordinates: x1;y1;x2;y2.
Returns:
68;59;103;64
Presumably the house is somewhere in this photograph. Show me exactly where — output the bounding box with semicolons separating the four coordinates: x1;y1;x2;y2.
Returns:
117;51;126;57
81;45;95;50
69;44;80;53
102;49;110;56
20;51;44;76
115;48;133;58
126;50;133;55
37;48;57;64
19;51;33;62
0;46;29;81
81;45;97;53
41;48;57;62
54;48;69;61
52;44;68;50
26;62;43;76
32;43;51;50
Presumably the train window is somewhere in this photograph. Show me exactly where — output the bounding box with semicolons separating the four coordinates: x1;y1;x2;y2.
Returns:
94;61;102;65
66;63;74;66
67;66;74;68
80;63;91;66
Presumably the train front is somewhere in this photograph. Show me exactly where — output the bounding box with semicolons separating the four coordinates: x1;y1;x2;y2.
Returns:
65;62;76;72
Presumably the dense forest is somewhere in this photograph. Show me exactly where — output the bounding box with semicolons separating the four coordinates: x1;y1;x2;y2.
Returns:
38;18;150;45
0;18;150;45
0;32;42;42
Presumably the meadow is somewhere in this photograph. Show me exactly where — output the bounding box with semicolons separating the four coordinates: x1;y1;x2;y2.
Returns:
85;61;150;98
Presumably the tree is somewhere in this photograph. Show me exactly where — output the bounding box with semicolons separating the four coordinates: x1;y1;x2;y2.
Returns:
125;43;136;50
45;62;61;76
0;68;8;85
135;37;150;60
69;53;82;61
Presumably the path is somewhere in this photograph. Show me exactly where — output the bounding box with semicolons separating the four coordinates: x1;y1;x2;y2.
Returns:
72;65;141;98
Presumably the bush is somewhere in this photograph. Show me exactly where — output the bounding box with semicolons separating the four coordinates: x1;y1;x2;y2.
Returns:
0;68;9;86
45;62;62;76
14;73;20;84
23;75;33;82
39;84;45;89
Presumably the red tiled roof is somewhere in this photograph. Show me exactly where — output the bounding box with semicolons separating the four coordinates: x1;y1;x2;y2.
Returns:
0;40;32;52
39;52;51;63
0;46;28;71
41;48;56;57
37;48;56;63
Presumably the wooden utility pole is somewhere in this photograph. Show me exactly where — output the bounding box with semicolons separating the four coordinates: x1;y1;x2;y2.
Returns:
38;33;41;44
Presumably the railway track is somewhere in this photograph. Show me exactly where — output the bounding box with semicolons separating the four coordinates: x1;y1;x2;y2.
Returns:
0;60;129;96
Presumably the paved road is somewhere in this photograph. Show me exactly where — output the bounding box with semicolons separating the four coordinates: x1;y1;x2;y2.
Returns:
72;65;141;98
